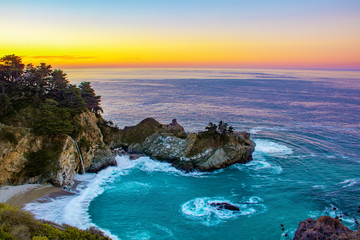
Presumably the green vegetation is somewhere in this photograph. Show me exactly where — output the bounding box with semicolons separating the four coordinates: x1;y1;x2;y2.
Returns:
24;139;64;178
0;125;18;144
0;54;103;137
0;203;111;240
204;121;234;136
120;118;162;146
187;121;234;157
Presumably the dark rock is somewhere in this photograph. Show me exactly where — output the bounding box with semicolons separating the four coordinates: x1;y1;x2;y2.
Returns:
293;216;360;240
210;202;240;211
129;154;145;160
161;119;187;138
87;152;117;173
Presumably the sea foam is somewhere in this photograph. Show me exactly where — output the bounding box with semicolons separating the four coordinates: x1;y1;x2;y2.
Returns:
24;155;222;239
233;139;292;174
181;196;266;226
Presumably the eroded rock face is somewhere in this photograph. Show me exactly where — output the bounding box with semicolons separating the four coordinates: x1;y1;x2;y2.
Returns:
127;120;255;171
0;127;79;186
0;111;115;187
0;126;42;185
75;111;116;172
293;216;360;240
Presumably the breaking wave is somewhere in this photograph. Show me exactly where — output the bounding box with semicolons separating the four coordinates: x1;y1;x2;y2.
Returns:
181;196;266;226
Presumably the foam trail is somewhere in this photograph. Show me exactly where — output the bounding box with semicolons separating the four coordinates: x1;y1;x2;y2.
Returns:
181;196;266;226
63;156;133;228
339;178;360;188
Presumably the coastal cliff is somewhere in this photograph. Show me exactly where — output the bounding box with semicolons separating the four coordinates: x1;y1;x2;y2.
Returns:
0;111;115;187
118;118;255;171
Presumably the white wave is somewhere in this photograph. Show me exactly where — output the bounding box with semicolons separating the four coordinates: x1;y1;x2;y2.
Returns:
132;156;218;178
308;205;358;230
312;185;325;189
181;196;266;226
254;139;293;156
339;178;360;188
24;155;136;240
249;127;265;134
233;158;282;175
249;127;288;135
25;155;220;240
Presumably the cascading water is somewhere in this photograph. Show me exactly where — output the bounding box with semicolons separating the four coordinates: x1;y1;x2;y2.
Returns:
70;137;85;174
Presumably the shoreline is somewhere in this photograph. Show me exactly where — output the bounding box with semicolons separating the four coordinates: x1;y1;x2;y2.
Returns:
0;183;63;208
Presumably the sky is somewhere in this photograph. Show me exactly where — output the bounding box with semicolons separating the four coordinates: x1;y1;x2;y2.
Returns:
0;0;360;69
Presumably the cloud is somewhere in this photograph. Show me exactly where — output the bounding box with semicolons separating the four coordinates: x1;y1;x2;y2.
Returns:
25;55;96;61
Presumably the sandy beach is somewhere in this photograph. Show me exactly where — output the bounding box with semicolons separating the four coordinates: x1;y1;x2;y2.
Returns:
0;184;63;208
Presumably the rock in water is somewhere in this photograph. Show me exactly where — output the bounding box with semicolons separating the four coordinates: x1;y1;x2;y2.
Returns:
210;202;240;211
293;216;360;240
126;119;255;171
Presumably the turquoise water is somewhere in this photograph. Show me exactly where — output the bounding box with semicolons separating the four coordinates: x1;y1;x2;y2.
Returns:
25;69;360;239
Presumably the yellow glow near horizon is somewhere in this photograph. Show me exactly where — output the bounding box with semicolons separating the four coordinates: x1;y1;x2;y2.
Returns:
1;1;359;69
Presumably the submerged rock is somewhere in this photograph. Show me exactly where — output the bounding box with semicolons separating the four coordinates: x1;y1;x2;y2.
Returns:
210;202;240;211
293;216;360;240
125;119;255;171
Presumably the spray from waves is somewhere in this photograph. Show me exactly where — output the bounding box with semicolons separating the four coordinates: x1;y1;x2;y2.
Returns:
232;139;293;174
254;139;293;156
133;156;223;177
181;196;266;226
249;126;289;135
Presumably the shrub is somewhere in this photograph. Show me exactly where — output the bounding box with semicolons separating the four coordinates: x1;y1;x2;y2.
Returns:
24;139;63;178
79;137;91;150
0;127;17;144
0;203;111;239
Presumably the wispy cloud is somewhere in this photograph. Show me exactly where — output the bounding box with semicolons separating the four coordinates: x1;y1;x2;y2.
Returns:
25;55;96;61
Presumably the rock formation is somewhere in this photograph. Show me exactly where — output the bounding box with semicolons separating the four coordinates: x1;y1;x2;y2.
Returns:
293;216;360;240
122;118;255;171
0;111;115;187
0;116;254;187
210;202;240;211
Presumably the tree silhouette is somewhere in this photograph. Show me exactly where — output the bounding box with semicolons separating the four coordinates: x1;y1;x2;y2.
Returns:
79;81;103;114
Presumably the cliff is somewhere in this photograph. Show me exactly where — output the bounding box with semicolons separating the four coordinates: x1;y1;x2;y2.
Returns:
119;118;255;171
0;111;115;187
293;216;360;240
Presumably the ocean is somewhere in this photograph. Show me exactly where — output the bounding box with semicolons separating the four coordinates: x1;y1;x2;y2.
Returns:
24;68;360;239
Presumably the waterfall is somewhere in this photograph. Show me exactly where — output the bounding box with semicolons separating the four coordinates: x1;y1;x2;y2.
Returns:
70;137;85;174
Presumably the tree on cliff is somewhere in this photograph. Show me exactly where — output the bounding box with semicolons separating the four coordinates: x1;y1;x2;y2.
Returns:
0;54;25;83
34;99;73;135
0;54;107;137
205;121;234;135
79;81;103;114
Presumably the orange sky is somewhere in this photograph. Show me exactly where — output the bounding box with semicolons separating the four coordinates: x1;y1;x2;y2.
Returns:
1;0;359;69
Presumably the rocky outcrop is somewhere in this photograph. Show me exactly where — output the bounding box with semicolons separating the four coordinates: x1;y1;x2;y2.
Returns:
293;216;360;240
0;111;115;187
74;111;116;172
0;126;78;186
126;119;255;171
0;125;42;185
210;202;240;211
